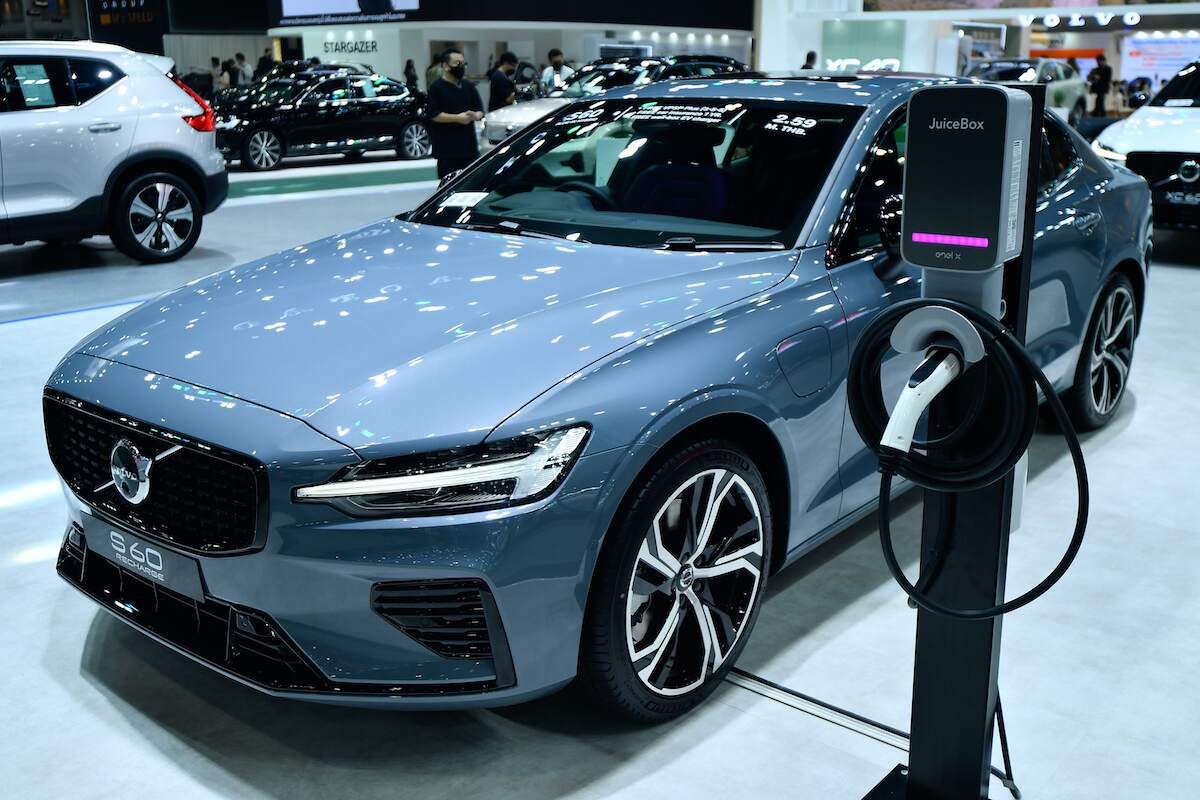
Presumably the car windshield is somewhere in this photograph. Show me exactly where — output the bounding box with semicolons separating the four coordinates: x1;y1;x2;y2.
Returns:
411;98;863;248
1151;62;1200;107
553;65;653;98
968;62;1037;82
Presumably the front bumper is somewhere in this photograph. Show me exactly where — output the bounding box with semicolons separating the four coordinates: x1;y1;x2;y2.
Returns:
1124;151;1200;229
47;353;622;708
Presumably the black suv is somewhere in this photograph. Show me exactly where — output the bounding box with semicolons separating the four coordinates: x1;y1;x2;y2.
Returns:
214;71;430;170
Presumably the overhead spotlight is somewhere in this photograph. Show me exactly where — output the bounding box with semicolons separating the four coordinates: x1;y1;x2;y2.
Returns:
721;33;730;44
669;32;678;43
631;30;641;41
650;31;660;42
705;33;713;44
687;32;696;43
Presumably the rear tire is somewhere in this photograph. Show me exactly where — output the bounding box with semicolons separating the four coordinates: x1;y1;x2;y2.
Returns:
1062;274;1137;431
579;439;772;722
110;172;202;264
397;119;432;159
242;128;283;171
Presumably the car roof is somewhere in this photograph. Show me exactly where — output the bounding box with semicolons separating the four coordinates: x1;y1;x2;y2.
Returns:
580;54;744;70
599;73;976;106
0;39;131;55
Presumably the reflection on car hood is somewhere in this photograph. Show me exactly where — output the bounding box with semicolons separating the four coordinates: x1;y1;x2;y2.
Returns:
487;97;571;128
77;220;791;455
1099;106;1200;153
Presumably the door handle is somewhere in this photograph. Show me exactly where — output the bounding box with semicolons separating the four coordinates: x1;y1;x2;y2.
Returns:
88;122;122;133
1073;211;1101;234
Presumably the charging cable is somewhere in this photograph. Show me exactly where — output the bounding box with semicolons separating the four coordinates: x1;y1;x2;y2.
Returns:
847;297;1089;620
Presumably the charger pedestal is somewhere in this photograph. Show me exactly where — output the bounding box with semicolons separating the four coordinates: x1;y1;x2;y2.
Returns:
861;82;1044;800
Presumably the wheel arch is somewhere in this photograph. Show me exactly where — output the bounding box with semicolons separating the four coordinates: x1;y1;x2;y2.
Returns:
1111;257;1147;335
103;151;208;223
589;408;793;596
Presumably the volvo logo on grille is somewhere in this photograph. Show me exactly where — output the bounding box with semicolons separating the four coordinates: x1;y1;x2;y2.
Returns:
1179;160;1200;184
110;439;153;505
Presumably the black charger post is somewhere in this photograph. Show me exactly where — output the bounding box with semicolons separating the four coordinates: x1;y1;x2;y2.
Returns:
860;82;1046;800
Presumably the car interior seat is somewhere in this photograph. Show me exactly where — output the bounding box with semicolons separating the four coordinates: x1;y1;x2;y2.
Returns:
621;125;728;220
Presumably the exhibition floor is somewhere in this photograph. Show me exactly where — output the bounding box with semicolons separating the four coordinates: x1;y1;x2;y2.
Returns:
1;182;1195;799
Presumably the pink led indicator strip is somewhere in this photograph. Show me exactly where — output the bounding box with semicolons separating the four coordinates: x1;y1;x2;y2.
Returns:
911;232;990;249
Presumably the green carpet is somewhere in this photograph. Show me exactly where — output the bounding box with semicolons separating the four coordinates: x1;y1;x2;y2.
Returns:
229;165;438;199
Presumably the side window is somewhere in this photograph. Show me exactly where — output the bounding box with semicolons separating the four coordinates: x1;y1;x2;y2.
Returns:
1060;63;1076;80
0;57;73;111
303;79;345;104
830;114;908;265
348;77;376;99
371;79;407;98
1039;117;1078;192
70;58;125;103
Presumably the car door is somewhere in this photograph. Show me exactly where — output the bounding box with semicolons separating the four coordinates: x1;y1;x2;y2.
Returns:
68;57;139;202
1025;115;1106;385
0;55;132;224
289;77;350;153
826;110;926;514
349;76;404;147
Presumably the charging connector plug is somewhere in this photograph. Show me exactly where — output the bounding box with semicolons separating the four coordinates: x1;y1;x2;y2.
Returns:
880;349;962;457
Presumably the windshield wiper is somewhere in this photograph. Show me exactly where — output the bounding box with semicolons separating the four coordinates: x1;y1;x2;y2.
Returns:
648;237;788;252
450;220;589;244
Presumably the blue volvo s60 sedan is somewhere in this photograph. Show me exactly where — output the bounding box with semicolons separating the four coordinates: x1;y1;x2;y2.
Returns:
47;75;1151;720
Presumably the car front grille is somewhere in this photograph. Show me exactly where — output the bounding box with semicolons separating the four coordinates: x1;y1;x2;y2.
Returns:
57;530;509;696
372;579;515;683
43;390;265;554
1125;151;1199;186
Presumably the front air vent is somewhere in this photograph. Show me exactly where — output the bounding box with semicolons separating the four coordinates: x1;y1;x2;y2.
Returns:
371;579;508;662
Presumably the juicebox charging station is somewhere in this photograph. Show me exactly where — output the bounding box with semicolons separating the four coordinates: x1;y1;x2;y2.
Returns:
840;82;1092;798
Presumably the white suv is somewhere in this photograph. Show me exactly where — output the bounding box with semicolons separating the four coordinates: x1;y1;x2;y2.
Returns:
0;41;227;263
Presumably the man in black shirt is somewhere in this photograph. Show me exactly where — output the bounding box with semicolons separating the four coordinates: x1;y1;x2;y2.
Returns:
426;48;485;179
489;51;518;112
1088;54;1113;117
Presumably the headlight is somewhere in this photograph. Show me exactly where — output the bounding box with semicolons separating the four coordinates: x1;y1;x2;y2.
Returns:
295;425;589;516
1091;139;1127;162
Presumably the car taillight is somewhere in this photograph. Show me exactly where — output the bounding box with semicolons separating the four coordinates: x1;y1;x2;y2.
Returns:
171;73;215;133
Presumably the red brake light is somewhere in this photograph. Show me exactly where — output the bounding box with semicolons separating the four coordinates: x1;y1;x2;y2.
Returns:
172;74;215;133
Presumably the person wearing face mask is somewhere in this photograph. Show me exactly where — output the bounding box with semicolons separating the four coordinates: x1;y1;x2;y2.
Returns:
540;48;574;92
426;48;485;179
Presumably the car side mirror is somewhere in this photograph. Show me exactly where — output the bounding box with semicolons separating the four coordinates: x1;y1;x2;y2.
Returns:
879;194;903;262
439;169;463;187
1128;92;1149;109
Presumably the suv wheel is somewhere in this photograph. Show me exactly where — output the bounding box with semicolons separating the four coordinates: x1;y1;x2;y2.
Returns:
580;440;772;721
1063;274;1138;430
110;173;202;264
398;120;432;159
243;128;283;171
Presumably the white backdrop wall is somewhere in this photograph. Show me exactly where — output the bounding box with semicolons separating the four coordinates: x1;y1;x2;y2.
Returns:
164;34;276;76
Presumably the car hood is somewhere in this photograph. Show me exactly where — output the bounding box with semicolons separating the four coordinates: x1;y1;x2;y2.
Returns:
1097;105;1200;154
78;220;791;455
487;97;570;128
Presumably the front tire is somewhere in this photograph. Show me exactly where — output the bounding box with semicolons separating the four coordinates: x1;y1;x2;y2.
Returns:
579;440;772;722
110;173;202;264
1063;274;1137;430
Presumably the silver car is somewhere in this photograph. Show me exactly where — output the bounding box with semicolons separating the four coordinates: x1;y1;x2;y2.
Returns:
968;57;1089;127
0;40;227;262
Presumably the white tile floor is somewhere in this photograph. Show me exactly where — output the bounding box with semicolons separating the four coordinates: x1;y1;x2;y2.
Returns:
2;190;1198;798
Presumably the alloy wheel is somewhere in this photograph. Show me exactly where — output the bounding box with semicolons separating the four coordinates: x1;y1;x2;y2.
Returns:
402;122;432;158
247;130;282;169
1090;284;1135;416
625;468;765;697
127;183;194;255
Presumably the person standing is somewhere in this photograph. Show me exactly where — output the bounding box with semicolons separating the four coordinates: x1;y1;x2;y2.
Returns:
234;53;254;87
1088;54;1113;117
255;47;276;80
425;55;442;92
802;50;817;70
540;48;574;92
489;51;518;111
404;58;419;93
426;48;484;179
